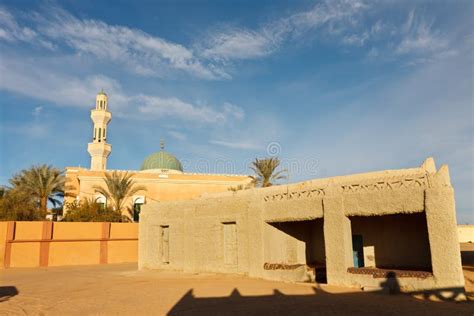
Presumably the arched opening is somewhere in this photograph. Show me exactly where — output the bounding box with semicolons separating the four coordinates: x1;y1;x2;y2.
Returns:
94;195;107;210
133;196;146;222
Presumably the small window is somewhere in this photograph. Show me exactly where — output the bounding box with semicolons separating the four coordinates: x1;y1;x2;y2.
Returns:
133;203;142;222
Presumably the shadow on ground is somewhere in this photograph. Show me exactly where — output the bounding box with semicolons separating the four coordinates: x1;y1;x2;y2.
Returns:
0;286;18;303
168;274;470;316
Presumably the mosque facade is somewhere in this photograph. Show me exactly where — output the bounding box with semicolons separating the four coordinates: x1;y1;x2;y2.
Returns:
64;91;253;221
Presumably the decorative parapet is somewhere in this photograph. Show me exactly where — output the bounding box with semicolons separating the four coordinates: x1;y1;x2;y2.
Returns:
263;188;325;202
262;172;434;202
340;174;429;194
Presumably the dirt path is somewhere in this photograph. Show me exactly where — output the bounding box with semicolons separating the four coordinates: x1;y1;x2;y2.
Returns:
0;264;472;315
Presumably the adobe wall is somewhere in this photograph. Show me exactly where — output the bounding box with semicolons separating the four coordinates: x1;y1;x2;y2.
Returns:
139;157;465;293
1;221;138;268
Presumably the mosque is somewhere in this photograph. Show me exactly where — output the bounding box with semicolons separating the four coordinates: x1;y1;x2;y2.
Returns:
64;91;253;221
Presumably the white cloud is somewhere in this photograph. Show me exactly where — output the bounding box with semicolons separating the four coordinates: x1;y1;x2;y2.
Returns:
0;2;454;76
0;54;243;125
137;95;244;124
342;32;369;46
198;0;370;61
0;7;54;49
222;102;245;120
289;0;368;30
396;10;448;55
0;7;36;41
201;28;277;61
31;7;224;80
209;140;263;150
167;131;187;141
0;55;124;108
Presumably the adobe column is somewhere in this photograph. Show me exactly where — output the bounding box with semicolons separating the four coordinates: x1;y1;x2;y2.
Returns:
100;222;111;264
323;194;353;287
3;221;16;268
425;166;464;288
39;221;53;267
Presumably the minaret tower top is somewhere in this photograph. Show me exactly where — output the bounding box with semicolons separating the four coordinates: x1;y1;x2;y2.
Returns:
87;90;112;170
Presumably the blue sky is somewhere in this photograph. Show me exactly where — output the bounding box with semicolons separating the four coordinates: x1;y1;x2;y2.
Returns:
0;0;472;223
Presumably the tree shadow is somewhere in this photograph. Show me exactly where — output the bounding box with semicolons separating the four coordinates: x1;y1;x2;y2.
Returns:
0;286;19;303
167;272;470;315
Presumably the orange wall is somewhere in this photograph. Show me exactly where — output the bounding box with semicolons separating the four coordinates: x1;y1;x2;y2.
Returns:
1;221;138;268
0;222;7;267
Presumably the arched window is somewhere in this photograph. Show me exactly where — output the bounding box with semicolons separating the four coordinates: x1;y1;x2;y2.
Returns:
95;195;107;210
98;128;102;142
133;196;146;222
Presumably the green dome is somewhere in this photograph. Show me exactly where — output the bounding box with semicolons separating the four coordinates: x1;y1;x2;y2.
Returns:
141;150;183;172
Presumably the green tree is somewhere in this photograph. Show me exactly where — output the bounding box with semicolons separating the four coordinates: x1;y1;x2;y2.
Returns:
10;164;65;216
62;198;126;222
92;171;146;212
0;187;41;221
250;157;287;187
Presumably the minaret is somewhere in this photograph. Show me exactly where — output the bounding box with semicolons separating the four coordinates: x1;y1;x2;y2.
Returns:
87;90;112;170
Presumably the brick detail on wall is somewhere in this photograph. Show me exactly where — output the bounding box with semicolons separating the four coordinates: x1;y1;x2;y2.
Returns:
4;221;16;268
100;222;111;264
39;221;53;267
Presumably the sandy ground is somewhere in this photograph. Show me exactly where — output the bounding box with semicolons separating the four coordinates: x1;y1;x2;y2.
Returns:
0;263;472;316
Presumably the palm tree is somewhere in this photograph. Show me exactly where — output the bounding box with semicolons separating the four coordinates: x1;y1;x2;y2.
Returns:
250;157;287;187
92;171;146;212
10;164;65;215
0;186;6;198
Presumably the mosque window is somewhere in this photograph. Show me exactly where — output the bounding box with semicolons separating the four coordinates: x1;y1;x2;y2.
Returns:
98;128;102;142
133;196;145;222
133;203;142;222
94;128;97;140
95;195;107;209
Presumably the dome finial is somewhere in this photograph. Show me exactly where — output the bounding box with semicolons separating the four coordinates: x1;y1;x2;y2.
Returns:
160;138;165;150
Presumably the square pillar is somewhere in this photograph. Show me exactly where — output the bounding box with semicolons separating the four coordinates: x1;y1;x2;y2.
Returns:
39;221;53;267
100;222;111;264
425;187;464;288
323;196;353;286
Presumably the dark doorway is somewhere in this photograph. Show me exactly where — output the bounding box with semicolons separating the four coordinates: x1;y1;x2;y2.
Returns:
269;219;326;283
161;226;170;264
133;203;142;222
352;235;364;268
349;213;432;271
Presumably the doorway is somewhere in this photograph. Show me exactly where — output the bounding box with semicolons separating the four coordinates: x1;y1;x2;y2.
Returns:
161;226;169;264
352;234;364;268
223;222;238;266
